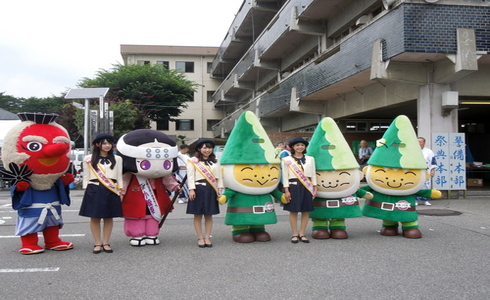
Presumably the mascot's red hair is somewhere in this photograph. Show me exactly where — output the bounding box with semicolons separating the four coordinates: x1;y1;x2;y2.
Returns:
1;112;74;254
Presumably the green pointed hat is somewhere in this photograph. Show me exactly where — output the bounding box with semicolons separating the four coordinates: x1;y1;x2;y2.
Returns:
219;111;278;165
307;117;359;171
368;115;426;169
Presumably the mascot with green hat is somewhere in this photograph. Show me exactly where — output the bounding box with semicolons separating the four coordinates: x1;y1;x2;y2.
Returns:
218;111;286;243
361;115;442;238
308;117;373;239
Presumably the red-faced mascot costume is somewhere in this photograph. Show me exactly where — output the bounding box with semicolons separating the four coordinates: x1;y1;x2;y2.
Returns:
1;112;74;254
117;129;180;247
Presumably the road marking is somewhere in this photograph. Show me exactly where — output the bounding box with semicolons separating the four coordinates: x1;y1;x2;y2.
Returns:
0;267;60;273
1;209;78;213
0;234;85;238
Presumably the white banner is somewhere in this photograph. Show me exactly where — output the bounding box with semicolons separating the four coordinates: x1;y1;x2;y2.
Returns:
432;133;466;190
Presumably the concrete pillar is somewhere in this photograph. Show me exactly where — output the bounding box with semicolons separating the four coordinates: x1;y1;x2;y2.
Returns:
417;84;459;147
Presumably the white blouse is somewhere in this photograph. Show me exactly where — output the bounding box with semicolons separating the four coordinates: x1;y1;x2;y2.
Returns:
281;155;317;188
186;159;222;190
82;155;123;189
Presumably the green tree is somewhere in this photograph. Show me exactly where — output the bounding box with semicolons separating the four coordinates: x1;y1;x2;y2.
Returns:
0;92;22;113
21;96;66;114
0;92;66;114
57;103;82;147
78;64;196;130
110;100;140;138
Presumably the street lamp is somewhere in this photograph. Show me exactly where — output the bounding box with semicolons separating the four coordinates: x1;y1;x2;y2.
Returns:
65;87;110;156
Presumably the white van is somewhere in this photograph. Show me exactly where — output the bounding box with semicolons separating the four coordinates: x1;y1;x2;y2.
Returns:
70;149;86;172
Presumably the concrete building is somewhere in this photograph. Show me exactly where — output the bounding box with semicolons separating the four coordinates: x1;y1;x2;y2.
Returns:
120;45;224;145
210;0;490;163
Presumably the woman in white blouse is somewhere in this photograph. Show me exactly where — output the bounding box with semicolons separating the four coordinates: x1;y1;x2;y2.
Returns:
186;139;222;248
281;137;318;244
79;133;123;254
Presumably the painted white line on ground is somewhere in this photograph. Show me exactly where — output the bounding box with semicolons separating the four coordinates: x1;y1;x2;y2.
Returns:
0;234;85;238
1;209;78;213
0;267;60;273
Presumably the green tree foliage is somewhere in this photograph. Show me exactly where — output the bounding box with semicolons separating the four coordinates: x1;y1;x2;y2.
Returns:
0;92;22;112
110;100;139;138
57;103;82;147
0;92;65;114
78;64;196;128
0;92;86;147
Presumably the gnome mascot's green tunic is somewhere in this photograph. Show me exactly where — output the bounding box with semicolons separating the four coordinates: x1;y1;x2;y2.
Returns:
307;117;372;239
361;115;442;239
218;111;285;243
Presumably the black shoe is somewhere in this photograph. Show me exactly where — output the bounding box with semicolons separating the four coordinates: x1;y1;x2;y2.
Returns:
198;239;206;248
204;237;213;248
291;236;299;244
299;236;310;243
93;245;102;254
102;244;113;253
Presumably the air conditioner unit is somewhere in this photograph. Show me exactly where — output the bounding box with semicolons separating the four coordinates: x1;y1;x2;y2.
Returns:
382;0;396;10
356;15;370;26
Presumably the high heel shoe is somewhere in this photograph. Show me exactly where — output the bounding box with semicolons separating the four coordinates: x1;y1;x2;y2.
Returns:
198;238;206;248
204;237;212;248
93;244;102;254
102;244;113;253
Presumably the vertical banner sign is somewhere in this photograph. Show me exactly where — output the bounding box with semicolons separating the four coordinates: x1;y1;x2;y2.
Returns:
449;133;466;190
90;110;98;143
109;110;114;136
432;133;466;190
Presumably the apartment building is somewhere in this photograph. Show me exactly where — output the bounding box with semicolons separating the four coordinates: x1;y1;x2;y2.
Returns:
210;0;490;162
120;45;224;145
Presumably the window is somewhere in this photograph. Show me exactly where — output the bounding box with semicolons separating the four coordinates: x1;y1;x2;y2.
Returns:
207;119;220;131
156;61;169;69
370;122;390;132
207;62;212;73
346;121;367;132
176;119;194;130
156;119;169;131
207;91;215;102
137;60;150;65
176;61;194;73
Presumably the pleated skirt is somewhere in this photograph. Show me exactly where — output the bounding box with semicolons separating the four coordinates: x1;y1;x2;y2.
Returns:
79;183;123;218
186;180;219;215
283;179;314;213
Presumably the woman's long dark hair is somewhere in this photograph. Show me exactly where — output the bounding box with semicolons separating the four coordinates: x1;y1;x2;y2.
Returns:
91;139;116;170
194;142;217;163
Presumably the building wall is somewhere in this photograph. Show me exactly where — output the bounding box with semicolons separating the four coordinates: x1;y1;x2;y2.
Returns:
121;46;224;144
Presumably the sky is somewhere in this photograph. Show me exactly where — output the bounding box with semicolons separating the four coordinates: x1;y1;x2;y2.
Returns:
0;0;244;98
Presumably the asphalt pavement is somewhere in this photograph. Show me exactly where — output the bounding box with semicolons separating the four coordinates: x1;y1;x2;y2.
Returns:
1;189;489;299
